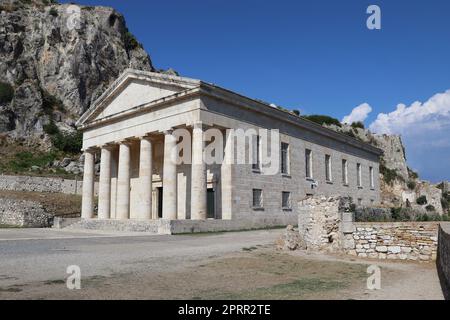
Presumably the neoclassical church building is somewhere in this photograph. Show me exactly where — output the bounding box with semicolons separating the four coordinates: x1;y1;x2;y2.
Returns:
76;69;382;233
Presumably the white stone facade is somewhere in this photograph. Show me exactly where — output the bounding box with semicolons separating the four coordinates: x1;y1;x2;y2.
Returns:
76;69;382;226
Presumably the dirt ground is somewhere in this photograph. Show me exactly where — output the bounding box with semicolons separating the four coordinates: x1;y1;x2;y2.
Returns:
0;190;81;218
1;244;443;300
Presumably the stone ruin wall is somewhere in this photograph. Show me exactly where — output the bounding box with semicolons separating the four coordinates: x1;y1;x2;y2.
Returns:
294;196;439;262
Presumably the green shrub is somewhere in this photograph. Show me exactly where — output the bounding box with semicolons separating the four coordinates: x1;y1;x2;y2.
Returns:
441;197;449;211
351;121;365;129
380;163;403;185
0;82;14;104
302;115;342;127
407;180;416;190
8;151;57;173
416;195;427;205
43;121;59;135
124;31;140;50
425;205;435;212
49;7;58;16
292;109;300;116
51;130;82;154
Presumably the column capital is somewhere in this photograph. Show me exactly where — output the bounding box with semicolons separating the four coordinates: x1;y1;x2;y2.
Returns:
162;128;174;136
98;142;116;150
136;134;156;142
188;122;207;130
82;146;98;153
115;138;135;146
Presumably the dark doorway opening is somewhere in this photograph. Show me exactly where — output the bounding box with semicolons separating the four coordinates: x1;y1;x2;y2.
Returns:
207;189;215;219
157;187;163;218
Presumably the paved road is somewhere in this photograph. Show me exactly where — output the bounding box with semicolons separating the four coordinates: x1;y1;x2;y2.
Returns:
0;228;444;300
0;228;281;287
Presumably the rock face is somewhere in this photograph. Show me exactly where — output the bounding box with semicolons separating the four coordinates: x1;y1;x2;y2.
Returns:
0;0;153;147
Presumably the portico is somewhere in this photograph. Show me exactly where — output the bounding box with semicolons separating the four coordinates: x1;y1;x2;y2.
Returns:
80;124;224;222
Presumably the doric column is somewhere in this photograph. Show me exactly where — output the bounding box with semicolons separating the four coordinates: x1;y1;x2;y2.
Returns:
221;129;233;220
98;145;113;220
116;141;131;220
81;149;95;219
191;122;207;220
162;129;177;220
139;137;153;220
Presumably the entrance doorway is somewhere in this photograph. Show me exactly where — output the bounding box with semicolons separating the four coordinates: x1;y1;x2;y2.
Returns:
207;189;215;219
157;187;163;218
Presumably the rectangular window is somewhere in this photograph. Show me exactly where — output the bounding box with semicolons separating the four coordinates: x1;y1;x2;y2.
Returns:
252;135;261;172
325;154;332;182
281;142;289;175
369;166;374;189
357;163;362;187
342;159;348;185
358;198;362;206
282;192;291;209
252;189;263;208
305;149;312;178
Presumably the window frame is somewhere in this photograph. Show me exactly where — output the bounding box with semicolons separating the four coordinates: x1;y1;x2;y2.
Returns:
282;191;292;210
342;159;348;185
305;149;313;179
369;166;374;189
357;163;362;188
252;135;261;172
252;188;263;209
325;154;332;182
280;142;290;175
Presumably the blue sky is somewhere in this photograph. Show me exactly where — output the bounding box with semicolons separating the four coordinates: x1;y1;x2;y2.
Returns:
61;0;450;182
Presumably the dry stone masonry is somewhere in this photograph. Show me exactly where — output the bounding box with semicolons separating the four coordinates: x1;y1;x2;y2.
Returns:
0;196;53;227
346;222;438;261
293;196;439;262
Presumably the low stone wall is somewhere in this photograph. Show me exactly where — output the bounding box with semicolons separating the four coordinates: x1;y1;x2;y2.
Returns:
0;197;53;227
344;222;439;261
0;174;98;195
296;196;439;262
437;223;450;299
57;214;298;234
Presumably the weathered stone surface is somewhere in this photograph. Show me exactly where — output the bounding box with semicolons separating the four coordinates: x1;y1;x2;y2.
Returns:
0;174;98;195
0;196;53;227
276;225;306;251
0;0;153;148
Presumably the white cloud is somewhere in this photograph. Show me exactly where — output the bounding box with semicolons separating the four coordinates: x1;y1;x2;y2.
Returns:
368;89;450;182
369;89;450;135
342;103;372;124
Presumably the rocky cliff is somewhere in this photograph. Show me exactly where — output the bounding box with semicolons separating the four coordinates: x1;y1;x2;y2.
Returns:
0;0;153;148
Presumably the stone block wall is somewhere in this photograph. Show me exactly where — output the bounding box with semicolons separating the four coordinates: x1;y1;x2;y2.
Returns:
297;196;439;262
0;197;53;227
0;174;98;196
344;222;439;261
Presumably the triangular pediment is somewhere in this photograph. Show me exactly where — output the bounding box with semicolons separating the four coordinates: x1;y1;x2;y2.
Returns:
77;69;200;126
